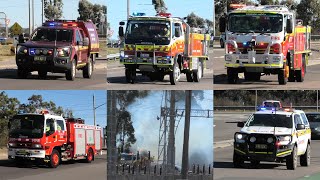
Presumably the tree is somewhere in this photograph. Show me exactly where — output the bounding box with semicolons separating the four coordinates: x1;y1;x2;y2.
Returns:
152;0;167;14
0;92;20;146
78;0;107;29
186;12;206;28
44;0;63;20
297;0;320;32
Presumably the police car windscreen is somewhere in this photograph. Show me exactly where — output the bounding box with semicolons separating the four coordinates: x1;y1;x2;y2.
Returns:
228;13;283;33
248;114;292;128
306;114;320;122
9;115;44;138
31;28;73;42
125;21;171;45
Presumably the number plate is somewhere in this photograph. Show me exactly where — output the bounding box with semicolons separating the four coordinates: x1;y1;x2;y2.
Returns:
16;150;27;155
34;56;46;61
255;144;267;149
239;54;248;59
141;54;150;58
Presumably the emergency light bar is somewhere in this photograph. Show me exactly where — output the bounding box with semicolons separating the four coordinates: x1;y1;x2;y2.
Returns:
158;12;172;17
132;12;146;17
43;21;79;27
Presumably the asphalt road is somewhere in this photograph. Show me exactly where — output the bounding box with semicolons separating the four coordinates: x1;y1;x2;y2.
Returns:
0;155;106;180
0;59;107;90
106;49;214;90
214;113;320;180
213;42;320;90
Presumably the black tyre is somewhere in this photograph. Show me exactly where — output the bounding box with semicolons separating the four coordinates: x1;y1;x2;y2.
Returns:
288;70;295;82
66;59;76;81
296;56;306;82
244;72;260;81
170;62;181;85
186;72;193;82
227;68;238;84
83;56;93;79
300;143;310;167
233;151;244;168
38;70;47;79
278;69;287;85
49;149;60;168
125;68;136;84
286;146;297;170
220;39;225;48
17;67;28;79
193;61;203;82
85;148;94;163
250;160;260;168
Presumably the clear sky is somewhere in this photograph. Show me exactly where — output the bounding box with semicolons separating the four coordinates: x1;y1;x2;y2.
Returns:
0;0;213;39
3;90;106;127
114;90;214;166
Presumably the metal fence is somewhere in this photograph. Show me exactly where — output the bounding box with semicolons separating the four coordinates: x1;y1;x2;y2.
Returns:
214;106;320;113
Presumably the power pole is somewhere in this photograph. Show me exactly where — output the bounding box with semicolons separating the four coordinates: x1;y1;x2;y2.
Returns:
213;0;215;37
181;90;192;179
29;0;32;36
32;0;34;31
93;94;96;126
127;0;130;20
42;0;44;23
167;91;176;176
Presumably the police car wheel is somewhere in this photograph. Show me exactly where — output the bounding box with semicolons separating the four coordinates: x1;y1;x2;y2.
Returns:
38;70;47;79
233;151;244;168
17;67;28;79
250;160;260;168
300;143;310;167
288;70;295;82
227;68;238;84
186;72;193;82
286;146;297;170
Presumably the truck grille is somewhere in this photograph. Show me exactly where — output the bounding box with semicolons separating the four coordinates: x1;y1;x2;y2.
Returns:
237;43;269;54
29;48;53;56
16;142;32;148
247;134;276;153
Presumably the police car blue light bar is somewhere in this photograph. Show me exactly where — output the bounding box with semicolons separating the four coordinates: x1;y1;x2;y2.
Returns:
132;12;146;16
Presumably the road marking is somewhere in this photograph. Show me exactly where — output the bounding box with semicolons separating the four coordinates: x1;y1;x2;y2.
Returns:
214;56;224;59
214;139;234;149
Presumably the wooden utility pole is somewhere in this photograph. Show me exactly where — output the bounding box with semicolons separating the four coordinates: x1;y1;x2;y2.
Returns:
167;90;176;175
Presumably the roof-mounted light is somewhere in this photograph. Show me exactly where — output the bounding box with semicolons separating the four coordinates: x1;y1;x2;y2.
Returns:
132;12;146;17
158;12;172;17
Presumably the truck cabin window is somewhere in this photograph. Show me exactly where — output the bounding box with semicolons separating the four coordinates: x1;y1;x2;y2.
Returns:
9;115;45;138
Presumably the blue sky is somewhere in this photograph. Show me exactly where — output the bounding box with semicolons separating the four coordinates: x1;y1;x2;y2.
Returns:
3;90;106;127
112;90;214;166
0;0;213;39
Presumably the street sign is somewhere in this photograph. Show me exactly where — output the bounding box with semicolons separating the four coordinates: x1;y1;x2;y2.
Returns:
10;22;22;35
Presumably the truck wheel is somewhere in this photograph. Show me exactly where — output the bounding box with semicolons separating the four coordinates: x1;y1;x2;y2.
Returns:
83;57;93;79
170;62;181;85
38;70;47;79
296;56;306;82
66;59;76;81
125;68;136;84
233;151;244;168
278;69;287;85
17;67;28;79
300;143;310;166
288;70;295;82
186;72;193;82
193;61;203;82
85;148;94;163
227;68;238;84
286;146;297;170
158;74;165;81
49;149;60;168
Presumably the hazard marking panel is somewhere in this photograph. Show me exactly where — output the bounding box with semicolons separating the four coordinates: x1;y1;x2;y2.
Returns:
86;129;94;145
95;130;101;150
75;128;86;155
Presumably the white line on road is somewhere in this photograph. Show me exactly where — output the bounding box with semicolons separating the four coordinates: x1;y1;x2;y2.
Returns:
214;139;234;149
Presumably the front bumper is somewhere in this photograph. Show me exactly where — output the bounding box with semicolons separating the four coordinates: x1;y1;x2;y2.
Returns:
16;54;72;73
8;148;46;159
225;53;284;69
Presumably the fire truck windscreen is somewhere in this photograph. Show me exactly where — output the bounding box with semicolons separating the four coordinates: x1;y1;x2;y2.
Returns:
31;28;73;42
228;13;283;33
9;115;45;138
248;114;292;128
125;20;171;45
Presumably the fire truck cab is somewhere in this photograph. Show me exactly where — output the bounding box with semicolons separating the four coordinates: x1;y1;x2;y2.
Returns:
119;12;210;85
16;20;100;81
7;110;103;168
219;5;311;85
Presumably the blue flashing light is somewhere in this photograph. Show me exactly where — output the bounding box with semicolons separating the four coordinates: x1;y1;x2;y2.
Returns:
132;12;146;16
30;48;35;55
243;42;247;46
49;23;55;26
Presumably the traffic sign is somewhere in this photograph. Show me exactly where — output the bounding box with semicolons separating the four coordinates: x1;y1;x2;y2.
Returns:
10;22;22;35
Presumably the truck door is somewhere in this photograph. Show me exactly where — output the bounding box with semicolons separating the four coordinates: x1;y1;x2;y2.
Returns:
56;119;67;144
44;118;57;154
75;29;86;64
79;29;89;62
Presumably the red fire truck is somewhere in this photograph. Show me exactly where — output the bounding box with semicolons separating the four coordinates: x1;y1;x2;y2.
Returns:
16;20;100;81
219;5;312;84
7;110;103;168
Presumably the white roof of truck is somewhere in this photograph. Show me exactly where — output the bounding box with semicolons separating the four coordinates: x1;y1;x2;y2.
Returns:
231;5;291;14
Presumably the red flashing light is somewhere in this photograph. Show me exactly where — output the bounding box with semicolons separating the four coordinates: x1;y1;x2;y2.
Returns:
158;12;172;18
40;110;49;114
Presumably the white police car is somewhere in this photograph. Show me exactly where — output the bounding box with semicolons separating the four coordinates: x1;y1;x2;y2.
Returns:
233;108;311;170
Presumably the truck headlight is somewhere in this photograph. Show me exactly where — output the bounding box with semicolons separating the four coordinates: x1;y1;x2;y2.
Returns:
8;143;16;148
267;137;274;143
17;45;28;54
56;47;71;57
235;133;247;143
32;144;42;149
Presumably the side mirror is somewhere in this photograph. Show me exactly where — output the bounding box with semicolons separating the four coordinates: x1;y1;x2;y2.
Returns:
219;17;226;32
286;19;293;34
119;26;124;37
296;124;305;130
237;122;245;128
175;29;181;37
119;21;125;26
83;37;89;46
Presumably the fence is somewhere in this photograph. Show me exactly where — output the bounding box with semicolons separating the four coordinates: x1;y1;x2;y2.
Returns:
214;106;320;113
